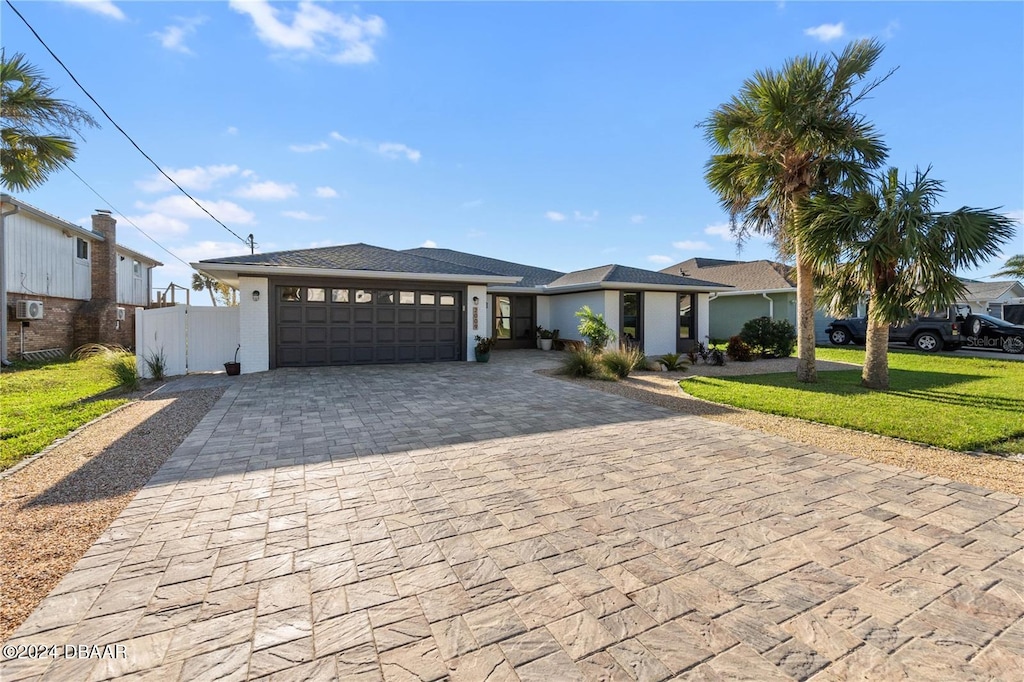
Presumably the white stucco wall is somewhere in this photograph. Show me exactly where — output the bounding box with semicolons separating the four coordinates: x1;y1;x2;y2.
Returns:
535;296;551;331
548;291;607;342
697;293;710;345
467;284;489;360
239;276;269;374
642;291;677;355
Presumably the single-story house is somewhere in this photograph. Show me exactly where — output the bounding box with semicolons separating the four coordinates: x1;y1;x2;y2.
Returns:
194;244;730;372
1;195;161;360
958;279;1024;319
660;257;834;342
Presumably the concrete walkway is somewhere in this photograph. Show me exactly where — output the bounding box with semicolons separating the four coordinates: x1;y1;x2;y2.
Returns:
3;351;1021;681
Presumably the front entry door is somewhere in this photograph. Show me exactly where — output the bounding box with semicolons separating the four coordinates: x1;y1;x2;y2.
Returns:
494;295;536;348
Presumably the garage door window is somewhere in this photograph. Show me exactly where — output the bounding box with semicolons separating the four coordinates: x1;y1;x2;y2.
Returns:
377;290;395;304
400;291;415;304
355;290;372;303
440;294;456;305
307;288;325;302
281;286;300;302
420;293;435;305
332;289;349;303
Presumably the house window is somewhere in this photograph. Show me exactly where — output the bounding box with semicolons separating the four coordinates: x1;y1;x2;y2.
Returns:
76;238;89;260
621;292;643;346
133;260;142;278
678;294;695;348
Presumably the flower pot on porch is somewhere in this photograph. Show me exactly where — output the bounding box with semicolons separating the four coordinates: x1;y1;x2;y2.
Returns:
476;351;491;363
540;338;553;351
224;362;241;376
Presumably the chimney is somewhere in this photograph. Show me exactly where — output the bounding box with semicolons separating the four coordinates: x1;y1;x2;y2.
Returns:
73;210;119;347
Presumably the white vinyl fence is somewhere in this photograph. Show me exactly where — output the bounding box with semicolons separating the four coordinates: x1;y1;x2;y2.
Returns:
135;305;240;377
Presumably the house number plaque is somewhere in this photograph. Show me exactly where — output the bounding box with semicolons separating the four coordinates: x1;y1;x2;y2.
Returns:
472;307;479;331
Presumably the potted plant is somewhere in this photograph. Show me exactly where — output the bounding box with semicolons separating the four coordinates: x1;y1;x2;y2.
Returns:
535;325;544;349
539;329;555;351
474;335;495;363
224;344;241;375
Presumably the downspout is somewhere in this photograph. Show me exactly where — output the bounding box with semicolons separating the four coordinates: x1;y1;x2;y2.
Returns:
762;292;774;319
0;201;20;366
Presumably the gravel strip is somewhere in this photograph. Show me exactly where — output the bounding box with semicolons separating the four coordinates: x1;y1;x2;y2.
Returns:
0;386;224;642
546;358;1024;497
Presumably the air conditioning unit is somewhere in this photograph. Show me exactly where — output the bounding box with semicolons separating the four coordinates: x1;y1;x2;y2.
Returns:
16;300;44;320
116;307;126;321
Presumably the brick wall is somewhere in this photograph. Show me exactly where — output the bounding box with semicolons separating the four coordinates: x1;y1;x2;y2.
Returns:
73;211;121;351
5;295;83;355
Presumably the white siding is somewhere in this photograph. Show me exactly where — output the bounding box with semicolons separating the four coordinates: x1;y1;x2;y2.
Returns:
239;277;270;374
116;253;150;306
187;307;241;372
642;292;677;356
548;291;608;342
4;212;85;299
467;284;489;360
135;306;187;377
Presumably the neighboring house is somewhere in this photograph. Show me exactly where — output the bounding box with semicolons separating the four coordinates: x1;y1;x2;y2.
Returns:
193;244;730;372
659;258;834;342
958;279;1024;319
1;195;161;358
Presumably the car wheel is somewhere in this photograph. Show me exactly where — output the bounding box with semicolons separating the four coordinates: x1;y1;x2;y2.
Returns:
829;328;850;345
1003;336;1024;354
913;332;941;352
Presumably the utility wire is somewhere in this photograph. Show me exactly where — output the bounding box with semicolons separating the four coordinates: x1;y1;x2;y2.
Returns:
62;163;194;270
5;0;251;248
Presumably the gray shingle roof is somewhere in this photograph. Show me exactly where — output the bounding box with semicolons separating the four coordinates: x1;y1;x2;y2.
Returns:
661;258;795;291
547;264;725;289
959;280;1024;301
403;247;564;287
201;243;497;276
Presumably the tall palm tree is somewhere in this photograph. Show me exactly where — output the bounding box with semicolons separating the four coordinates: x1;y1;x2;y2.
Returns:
701;39;890;383
796;167;1015;389
992;255;1024;280
192;273;220;306
1;51;97;191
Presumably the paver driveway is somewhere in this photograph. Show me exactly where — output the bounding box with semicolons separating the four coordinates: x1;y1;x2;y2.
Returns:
3;352;1022;681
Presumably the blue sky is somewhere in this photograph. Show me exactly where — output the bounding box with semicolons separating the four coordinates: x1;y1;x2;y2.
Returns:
4;1;1022;293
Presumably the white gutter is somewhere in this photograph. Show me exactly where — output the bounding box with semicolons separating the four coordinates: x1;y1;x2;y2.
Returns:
712;287;795;296
0;201;19;365
538;282;733;294
762;292;774;318
193;262;521;286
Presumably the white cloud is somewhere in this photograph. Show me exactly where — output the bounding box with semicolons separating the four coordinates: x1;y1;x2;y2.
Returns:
647;255;674;265
672;240;713;251
136;164;241;193
545;211;567;222
123;212;191;237
235;180;297;201
461;199;484;209
173;240;252;284
882;20;900;39
315;186;339;198
330;131;354;144
804;22;845;42
630;214;646;224
229;0;385;64
289;141;329;153
136;195;255;224
1004;209;1023;224
63;0;124;20
152;16;206;54
574;210;599;222
420;239;437;248
377;142;421;162
282;210;324;221
225;126;239;136
704;223;734;240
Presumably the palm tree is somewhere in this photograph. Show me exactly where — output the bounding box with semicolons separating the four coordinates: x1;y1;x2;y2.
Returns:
796;167;1015;389
701;39;890;383
992;255;1024;280
192;273;220;306
1;51;97;191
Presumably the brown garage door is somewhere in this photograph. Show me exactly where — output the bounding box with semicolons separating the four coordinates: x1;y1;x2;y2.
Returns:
275;285;462;367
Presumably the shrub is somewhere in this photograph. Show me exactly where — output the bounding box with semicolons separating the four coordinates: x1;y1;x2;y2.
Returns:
600;345;646;379
658;352;687;371
739;317;797;358
144;348;168;380
72;344;140;390
559;348;600;378
726;336;755;362
576;306;616;352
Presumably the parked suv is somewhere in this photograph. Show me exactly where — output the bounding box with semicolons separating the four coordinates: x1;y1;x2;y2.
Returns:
825;305;967;352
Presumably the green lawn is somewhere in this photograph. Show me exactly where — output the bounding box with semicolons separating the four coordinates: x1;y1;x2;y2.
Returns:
0;356;129;470
682;348;1024;455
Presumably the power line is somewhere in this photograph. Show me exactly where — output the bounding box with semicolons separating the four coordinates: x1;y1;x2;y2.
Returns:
62;163;193;270
5;0;251;248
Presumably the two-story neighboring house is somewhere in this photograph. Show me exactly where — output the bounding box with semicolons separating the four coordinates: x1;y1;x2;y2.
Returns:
1;194;161;359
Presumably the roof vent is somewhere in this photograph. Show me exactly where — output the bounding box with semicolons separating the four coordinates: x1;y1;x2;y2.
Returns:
95;209;112;215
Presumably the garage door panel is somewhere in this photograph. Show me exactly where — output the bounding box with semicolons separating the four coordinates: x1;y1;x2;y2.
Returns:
276;285;461;367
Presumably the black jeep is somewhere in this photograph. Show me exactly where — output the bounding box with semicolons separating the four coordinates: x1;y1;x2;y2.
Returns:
825;305;967;352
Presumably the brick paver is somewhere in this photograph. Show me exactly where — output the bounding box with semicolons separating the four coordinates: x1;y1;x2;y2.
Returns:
3;351;1021;681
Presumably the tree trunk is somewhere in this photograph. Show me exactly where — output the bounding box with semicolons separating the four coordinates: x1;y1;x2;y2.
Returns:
795;254;818;383
207;284;217;307
861;313;890;389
